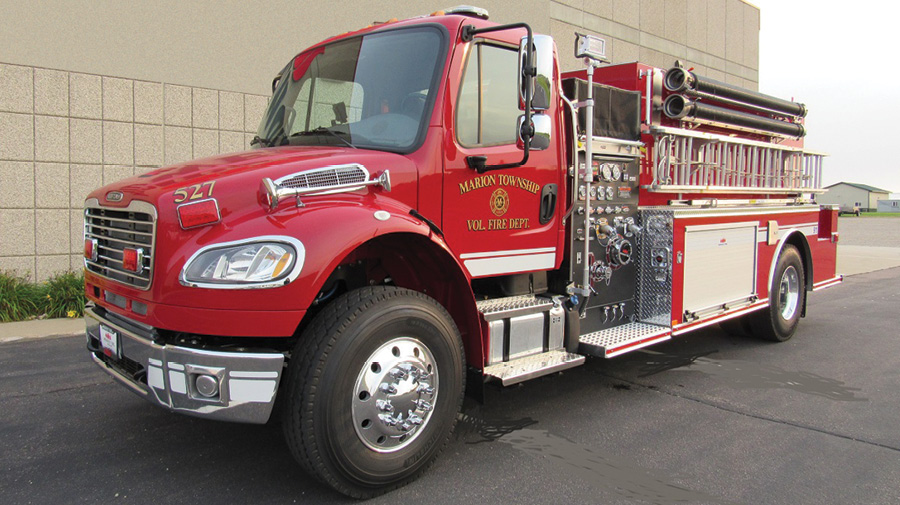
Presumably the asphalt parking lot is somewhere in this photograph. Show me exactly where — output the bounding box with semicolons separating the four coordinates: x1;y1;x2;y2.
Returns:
838;215;900;247
2;219;899;504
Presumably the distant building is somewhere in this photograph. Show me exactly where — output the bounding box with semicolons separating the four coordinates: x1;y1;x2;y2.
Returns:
877;200;900;213
818;182;892;214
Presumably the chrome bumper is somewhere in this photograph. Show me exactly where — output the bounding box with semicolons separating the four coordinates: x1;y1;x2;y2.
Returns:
85;307;284;424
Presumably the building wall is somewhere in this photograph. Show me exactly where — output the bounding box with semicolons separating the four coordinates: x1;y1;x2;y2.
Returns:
877;200;900;213
818;184;883;212
0;65;269;281
869;192;889;210
0;0;759;282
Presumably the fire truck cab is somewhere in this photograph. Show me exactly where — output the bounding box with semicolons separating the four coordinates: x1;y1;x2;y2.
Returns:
82;7;840;497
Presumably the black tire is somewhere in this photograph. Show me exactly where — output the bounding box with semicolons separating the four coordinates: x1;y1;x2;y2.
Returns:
282;286;465;498
751;245;806;342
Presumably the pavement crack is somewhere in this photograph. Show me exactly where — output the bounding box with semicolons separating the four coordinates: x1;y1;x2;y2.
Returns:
2;382;106;400
598;371;900;454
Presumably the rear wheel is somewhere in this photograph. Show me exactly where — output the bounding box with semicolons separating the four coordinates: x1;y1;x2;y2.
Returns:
282;286;465;498
752;245;805;342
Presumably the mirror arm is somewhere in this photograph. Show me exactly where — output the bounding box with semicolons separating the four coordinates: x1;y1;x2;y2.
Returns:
461;23;534;173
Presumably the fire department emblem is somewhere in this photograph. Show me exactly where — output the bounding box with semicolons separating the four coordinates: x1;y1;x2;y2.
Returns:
490;188;509;217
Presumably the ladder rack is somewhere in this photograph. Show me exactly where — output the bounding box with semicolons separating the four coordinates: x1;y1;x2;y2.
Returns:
647;126;825;194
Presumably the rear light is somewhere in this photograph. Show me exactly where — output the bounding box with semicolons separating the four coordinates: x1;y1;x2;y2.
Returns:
177;199;221;229
84;238;98;262
122;248;144;274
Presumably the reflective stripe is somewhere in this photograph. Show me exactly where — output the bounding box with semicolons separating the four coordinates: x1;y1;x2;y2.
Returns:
460;247;556;259
464;253;556;277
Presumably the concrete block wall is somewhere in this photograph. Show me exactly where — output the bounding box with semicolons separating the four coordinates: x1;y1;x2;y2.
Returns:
0;62;268;282
549;0;759;89
0;0;758;282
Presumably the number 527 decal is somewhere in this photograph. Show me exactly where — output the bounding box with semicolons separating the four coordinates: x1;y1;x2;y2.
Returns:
174;181;216;203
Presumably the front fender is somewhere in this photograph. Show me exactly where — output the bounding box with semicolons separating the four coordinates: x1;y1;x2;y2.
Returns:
297;195;453;307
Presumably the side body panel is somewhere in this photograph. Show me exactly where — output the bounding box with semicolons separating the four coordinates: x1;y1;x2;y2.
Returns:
663;205;838;329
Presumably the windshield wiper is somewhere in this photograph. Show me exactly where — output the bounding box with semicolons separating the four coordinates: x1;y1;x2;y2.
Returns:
250;135;269;147
291;127;356;149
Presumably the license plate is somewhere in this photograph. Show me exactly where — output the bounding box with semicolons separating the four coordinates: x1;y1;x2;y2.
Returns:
100;325;119;358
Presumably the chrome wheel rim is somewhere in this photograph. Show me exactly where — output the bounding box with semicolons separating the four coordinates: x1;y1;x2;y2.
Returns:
779;265;800;320
352;337;438;453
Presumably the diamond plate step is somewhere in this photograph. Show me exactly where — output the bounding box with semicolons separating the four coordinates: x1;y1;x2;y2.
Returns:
476;294;555;321
579;322;672;358
483;350;585;386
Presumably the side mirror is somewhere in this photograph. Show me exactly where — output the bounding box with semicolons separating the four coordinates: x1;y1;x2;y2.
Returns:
517;113;551;151
518;34;555;111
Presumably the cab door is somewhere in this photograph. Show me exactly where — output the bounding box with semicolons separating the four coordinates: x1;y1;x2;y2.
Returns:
442;38;563;279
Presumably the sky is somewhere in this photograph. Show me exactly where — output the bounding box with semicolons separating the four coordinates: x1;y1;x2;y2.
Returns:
752;0;900;196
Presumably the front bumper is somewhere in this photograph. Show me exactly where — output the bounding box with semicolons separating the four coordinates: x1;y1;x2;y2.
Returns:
85;306;284;424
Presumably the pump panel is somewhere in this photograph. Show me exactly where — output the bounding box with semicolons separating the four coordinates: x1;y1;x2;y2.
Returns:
569;150;641;334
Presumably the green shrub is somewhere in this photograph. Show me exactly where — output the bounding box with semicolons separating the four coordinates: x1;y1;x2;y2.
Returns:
0;272;42;322
41;272;86;319
0;271;86;322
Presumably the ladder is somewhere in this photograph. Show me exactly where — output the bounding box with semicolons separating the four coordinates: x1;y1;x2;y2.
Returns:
648;125;825;195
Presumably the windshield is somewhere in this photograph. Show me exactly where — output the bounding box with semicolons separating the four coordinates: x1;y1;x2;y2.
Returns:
255;27;445;152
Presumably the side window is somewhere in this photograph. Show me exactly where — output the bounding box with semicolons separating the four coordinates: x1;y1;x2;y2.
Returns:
456;43;520;147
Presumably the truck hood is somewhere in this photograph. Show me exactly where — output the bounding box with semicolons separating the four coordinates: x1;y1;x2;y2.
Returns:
88;146;416;208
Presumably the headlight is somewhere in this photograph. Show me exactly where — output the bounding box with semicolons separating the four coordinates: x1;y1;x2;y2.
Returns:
181;237;305;288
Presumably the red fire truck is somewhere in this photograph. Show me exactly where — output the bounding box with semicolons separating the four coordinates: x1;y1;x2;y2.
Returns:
82;6;840;497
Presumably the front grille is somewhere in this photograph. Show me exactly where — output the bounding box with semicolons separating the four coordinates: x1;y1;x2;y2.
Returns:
277;164;368;190
84;202;156;289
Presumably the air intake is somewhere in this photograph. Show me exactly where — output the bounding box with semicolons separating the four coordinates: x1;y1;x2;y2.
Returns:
277;164;368;191
261;164;391;211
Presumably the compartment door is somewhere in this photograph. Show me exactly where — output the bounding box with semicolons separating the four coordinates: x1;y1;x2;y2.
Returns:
682;222;758;317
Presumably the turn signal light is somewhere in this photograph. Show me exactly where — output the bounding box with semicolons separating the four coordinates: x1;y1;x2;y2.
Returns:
122;248;144;273
177;199;221;229
84;238;98;262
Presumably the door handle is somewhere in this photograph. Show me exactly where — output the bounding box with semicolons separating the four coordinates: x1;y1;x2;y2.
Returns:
539;184;557;225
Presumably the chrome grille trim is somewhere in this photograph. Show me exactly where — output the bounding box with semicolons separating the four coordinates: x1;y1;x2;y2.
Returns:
275;164;369;194
83;198;157;290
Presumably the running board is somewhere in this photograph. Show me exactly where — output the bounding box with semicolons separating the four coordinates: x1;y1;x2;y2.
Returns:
579;322;672;358
483;350;585;386
476;294;555;320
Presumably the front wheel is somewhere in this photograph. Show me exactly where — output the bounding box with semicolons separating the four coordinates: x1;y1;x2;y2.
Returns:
752;245;806;341
282;286;465;498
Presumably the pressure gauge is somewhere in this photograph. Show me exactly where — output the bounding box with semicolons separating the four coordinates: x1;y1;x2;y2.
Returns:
605;186;615;200
589;186;597;199
611;164;622;181
600;164;612;182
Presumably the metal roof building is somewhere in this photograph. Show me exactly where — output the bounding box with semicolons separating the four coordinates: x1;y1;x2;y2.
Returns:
818;182;892;214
